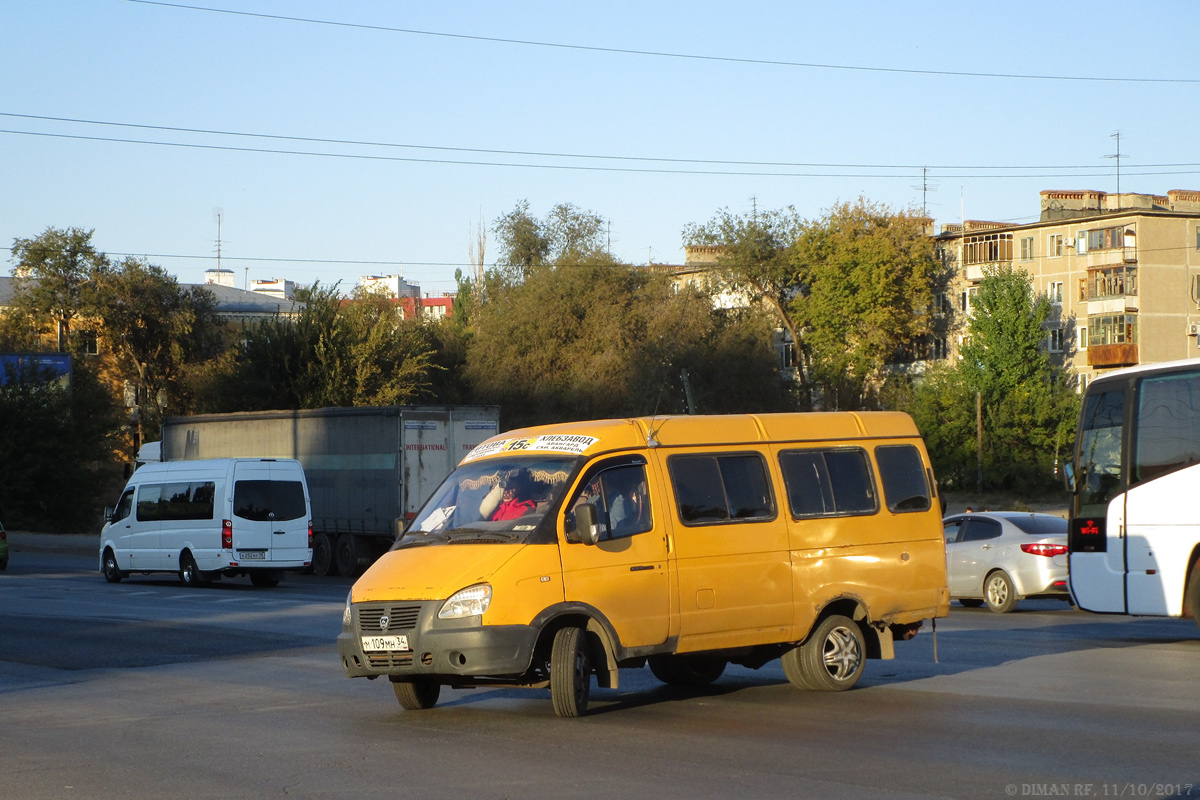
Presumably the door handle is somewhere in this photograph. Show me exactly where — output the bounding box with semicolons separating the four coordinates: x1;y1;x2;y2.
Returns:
273;530;286;535
980;544;993;550
629;565;655;572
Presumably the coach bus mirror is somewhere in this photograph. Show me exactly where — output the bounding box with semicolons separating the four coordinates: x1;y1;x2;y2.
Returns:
1063;462;1076;493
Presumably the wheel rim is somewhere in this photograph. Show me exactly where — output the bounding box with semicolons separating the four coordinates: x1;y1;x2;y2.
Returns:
104;554;117;577
822;626;862;680
987;575;1009;606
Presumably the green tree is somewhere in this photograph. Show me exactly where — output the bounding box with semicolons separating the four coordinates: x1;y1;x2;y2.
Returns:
791;199;939;409
211;283;438;410
465;261;787;427
9;227;110;352
908;265;1079;491
91;257;224;440
492;201;612;280
0;359;122;532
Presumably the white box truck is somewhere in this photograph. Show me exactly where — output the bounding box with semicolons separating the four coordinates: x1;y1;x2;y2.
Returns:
158;406;501;576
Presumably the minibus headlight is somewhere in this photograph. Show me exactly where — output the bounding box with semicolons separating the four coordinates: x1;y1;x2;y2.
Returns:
342;591;352;627
438;584;492;619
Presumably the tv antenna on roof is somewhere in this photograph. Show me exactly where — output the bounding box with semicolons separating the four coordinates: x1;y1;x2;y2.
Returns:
212;207;224;272
1105;133;1126;209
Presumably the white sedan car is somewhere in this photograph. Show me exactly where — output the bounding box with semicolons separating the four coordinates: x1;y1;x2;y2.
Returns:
942;512;1070;613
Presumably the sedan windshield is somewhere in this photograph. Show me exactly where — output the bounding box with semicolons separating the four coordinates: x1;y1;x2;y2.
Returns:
398;456;578;545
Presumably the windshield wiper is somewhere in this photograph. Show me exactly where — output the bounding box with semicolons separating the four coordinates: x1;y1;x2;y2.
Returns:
447;530;521;544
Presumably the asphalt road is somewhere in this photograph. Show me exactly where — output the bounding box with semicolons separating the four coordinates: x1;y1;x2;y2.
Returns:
1;551;1198;800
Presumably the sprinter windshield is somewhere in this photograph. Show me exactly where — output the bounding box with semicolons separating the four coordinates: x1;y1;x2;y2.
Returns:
400;456;578;544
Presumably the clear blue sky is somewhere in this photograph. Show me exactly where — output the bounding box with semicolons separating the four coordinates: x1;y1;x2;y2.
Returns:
4;1;1199;296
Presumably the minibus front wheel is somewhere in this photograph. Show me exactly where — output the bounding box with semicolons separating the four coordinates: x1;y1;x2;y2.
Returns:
782;614;865;692
550;626;592;718
392;677;440;711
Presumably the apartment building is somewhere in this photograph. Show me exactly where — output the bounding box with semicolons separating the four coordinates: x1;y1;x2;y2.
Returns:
936;189;1200;389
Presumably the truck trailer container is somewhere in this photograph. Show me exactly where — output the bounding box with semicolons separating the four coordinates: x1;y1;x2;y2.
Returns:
160;406;501;576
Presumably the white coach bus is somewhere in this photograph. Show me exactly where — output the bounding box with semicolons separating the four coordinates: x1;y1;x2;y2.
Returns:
1066;358;1200;627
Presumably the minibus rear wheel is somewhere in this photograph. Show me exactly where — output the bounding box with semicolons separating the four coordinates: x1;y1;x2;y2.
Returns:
550;626;592;718
178;552;210;587
783;614;866;692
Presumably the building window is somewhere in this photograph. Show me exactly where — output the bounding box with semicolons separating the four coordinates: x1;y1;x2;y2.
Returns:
1088;314;1138;346
1048;328;1065;353
1078;373;1089;393
1020;237;1034;261
1078;225;1134;254
1047;282;1063;304
1196;228;1200;250
1086;267;1138;300
1078;325;1088;350
960;286;979;313
80;331;99;356
1048;234;1064;258
962;233;1014;266
1079;278;1088;302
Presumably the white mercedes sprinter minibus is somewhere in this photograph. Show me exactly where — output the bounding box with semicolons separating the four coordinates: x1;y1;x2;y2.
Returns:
100;458;312;587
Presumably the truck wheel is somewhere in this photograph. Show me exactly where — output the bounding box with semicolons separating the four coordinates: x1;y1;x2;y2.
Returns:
783;614;866;692
392;678;440;710
335;534;359;577
648;654;726;687
550;626;592;718
102;549;124;583
312;532;338;577
984;570;1018;613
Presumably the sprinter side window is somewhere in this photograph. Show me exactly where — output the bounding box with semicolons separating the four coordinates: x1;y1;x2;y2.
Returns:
234;480;307;522
136;485;164;522
113;490;134;523
778;448;877;518
668;453;775;525
874;445;932;512
159;482;216;521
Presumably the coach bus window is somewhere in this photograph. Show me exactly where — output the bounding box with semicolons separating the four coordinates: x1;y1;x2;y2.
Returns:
1078;388;1124;514
1134;372;1200;484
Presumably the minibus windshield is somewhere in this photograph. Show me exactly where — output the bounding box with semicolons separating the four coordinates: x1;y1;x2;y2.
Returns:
398;456;578;545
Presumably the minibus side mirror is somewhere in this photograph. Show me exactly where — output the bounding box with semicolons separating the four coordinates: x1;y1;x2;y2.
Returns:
1063;462;1076;493
568;503;602;546
103;506;115;523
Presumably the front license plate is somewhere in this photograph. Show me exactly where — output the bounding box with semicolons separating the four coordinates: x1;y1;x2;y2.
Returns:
361;634;410;652
238;550;266;560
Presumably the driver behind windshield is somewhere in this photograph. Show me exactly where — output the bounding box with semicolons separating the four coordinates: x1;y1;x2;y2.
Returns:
479;468;540;521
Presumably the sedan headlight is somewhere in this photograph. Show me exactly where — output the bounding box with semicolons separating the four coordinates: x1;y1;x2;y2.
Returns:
342;591;352;627
439;584;492;619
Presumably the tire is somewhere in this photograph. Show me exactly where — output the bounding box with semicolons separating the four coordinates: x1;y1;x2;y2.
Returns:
250;570;282;588
1185;563;1200;631
958;598;985;608
782;614;866;692
335;534;359;577
179;552;209;587
984;570;1018;613
311;532;338;577
648;654;726;687
102;549;124;583
550;626;592;718
392;678;440;711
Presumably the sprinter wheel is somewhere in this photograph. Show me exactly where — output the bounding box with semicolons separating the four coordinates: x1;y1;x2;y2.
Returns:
102;549;123;583
984;570;1018;613
783;614;866;692
392;677;440;711
550;626;592;718
311;532;338;577
250;570;282;588
178;552;209;587
648;654;726;687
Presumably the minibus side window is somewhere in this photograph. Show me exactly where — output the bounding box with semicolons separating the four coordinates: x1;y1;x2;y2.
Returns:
874;445;932;512
136;484;164;522
569;462;653;540
159;481;216;521
668;453;775;525
778;448;877;518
